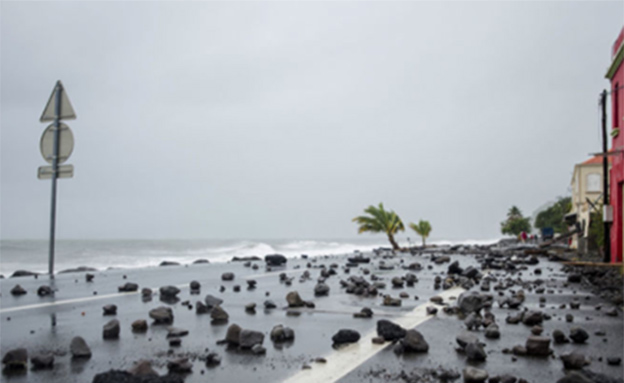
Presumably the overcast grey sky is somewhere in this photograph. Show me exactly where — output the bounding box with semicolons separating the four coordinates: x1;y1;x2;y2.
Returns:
1;1;622;241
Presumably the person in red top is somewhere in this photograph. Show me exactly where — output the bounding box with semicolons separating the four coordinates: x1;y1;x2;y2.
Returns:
521;231;527;243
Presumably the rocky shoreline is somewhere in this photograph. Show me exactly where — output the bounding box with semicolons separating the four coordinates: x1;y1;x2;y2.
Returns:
1;240;623;383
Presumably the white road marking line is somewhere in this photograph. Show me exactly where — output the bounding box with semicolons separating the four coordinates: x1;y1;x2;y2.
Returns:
0;268;301;314
282;285;465;383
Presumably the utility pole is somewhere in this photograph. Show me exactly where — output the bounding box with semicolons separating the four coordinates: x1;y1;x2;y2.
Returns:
600;89;611;263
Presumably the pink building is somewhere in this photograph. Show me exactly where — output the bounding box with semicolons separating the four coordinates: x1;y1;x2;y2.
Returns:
605;26;624;263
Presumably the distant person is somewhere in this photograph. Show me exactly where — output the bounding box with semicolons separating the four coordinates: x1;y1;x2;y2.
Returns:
521;231;527;243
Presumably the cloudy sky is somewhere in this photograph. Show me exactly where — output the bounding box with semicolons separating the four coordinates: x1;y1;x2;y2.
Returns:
1;1;622;241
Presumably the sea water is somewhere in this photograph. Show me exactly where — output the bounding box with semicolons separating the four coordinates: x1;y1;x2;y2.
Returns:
0;237;500;276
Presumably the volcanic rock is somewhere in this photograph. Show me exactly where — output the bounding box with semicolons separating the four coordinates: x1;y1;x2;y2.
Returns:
354;307;373;318
225;324;242;345
37;285;53;296
2;348;28;370
465;342;487;361
265;254;287;266
70;336;92;358
167;358;192;373
569;328;589;344
383;295;401;306
221;272;235;281
561;352;589;369
463;366;489;383
131;319;148;332
118;283;139;292
401;329;429;353
195;301;209;314
103;304;117;316
159;261;180;267
103;319;120;339
377;319;406;341
525;336;551;356
314;283;330;296
332;329;361;345
239;329;264;349
286;291;305;307
30;353;54;369
204;294;223;308
271;325;295;342
211;305;229;323
159;285;180;298
127;360;158;377
10;285;27;296
149;306;173;324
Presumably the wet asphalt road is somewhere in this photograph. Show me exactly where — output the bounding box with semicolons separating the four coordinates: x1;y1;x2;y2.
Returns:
1;249;622;383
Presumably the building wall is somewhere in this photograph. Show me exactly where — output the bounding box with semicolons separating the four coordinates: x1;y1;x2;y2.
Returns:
607;26;624;263
570;163;606;249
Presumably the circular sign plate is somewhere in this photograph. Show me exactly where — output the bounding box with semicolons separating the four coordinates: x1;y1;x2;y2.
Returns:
40;123;74;164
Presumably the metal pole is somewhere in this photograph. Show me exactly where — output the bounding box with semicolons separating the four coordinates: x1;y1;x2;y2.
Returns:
600;89;611;263
48;81;62;277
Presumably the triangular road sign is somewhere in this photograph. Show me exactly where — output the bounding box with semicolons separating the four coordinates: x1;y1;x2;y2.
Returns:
40;80;76;122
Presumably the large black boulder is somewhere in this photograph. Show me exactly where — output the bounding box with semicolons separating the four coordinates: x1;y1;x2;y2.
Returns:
332;329;361;345
377;319;406;341
265;254;287;266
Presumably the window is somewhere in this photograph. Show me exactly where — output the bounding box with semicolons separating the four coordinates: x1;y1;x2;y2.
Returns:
587;173;601;192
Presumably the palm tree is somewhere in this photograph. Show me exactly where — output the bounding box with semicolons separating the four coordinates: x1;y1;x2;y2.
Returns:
352;203;405;251
409;220;432;247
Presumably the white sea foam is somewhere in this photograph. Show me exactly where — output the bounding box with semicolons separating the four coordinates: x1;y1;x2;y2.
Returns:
0;237;501;275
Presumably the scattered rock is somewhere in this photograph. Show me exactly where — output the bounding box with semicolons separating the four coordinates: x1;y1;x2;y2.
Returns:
205;353;221;367
149;306;174;324
553;329;569;344
196;301;209;314
569;328;589;344
383;295;402;306
401;329;429;353
127;360;158;377
159;261;180;267
2;348;28;370
167;358;192;373
271;325;295;342
221;272;235;281
30;353;54;369
70;336;92;358
485;324;500;339
10;270;40;278
204;294;223;308
354;307;373;318
463;366;489;383
286;291;305;307
314;283;330;296
159;285;180;298
225;324;242;345
37;285;53;296
131;319;148;332
211;305;229;324
167;327;189;338
190;280;200;292
103;304;117;315
10;285;27;296
525;336;551;356
103;319;120;339
265;254;287;266
118;282;139;292
607;357;621;366
332;329;361;345
239;329;264;349
561;352;589;369
464;341;486;361
377;320;406;341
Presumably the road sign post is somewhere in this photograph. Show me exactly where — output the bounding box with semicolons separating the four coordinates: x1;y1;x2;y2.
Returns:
39;81;76;278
